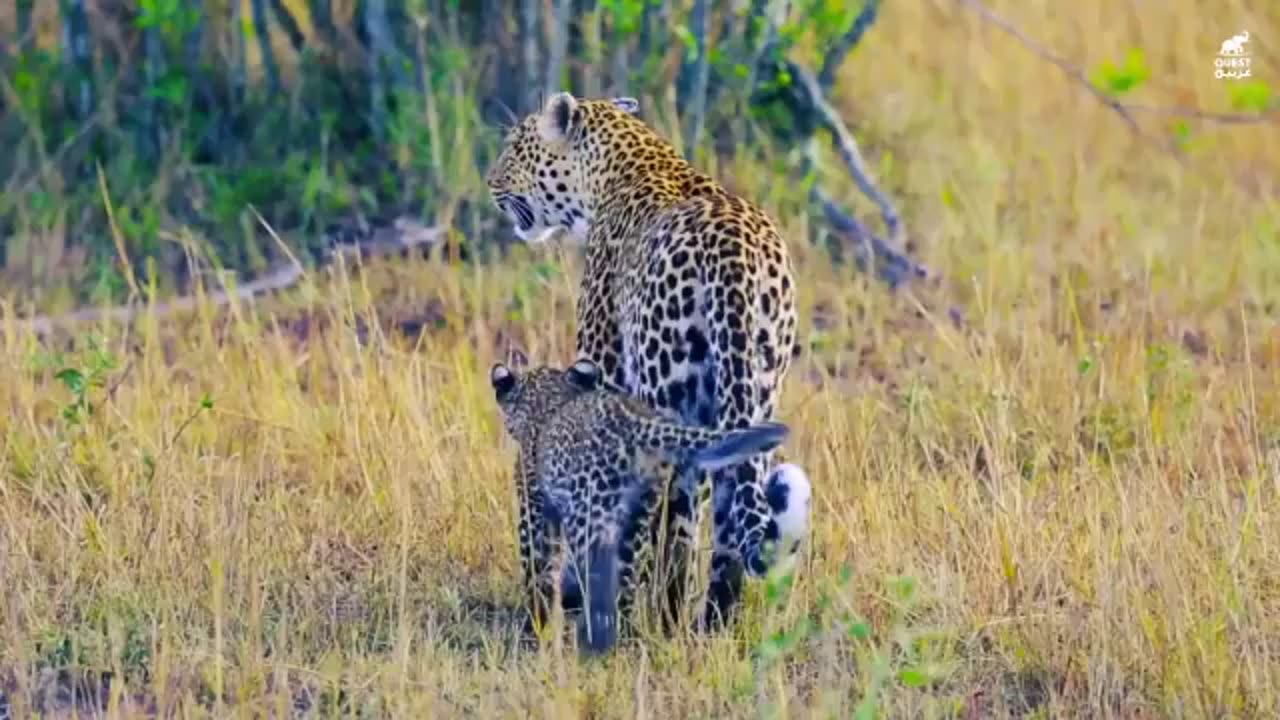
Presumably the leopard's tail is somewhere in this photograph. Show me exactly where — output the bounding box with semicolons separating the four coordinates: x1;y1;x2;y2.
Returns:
689;421;790;471
574;420;790;655
639;418;791;471
578;478;651;656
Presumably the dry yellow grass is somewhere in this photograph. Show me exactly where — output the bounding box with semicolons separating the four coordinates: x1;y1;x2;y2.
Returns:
2;0;1280;717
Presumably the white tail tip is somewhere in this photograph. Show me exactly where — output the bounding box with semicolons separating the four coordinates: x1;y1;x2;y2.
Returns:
769;462;812;547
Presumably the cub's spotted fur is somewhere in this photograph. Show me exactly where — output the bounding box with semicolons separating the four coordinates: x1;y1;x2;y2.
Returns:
491;357;793;654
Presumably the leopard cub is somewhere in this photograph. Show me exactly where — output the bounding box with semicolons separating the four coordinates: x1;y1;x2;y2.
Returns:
491;356;790;655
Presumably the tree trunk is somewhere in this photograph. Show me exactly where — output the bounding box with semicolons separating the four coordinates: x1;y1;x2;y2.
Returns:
250;0;279;94
678;0;710;157
518;0;542;112
60;0;95;123
544;0;572;99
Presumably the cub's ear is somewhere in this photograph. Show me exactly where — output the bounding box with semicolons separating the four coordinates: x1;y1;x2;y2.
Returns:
538;92;581;144
566;359;602;390
491;363;517;399
507;347;529;370
610;97;639;115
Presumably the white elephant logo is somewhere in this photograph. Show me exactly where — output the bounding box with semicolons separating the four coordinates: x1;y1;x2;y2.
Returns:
1219;31;1250;55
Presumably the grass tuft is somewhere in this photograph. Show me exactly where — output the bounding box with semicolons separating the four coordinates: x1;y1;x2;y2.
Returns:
2;0;1279;716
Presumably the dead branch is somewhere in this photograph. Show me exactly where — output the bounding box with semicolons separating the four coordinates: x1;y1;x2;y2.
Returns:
719;1;928;293
752;56;908;253
791;60;903;245
4;219;448;338
818;0;881;92
804;147;927;289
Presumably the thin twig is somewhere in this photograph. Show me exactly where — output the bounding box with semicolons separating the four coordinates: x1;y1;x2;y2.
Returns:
96;162;142;302
955;0;1278;133
818;0;882;92
1121;102;1278;125
251;205;308;280
104;359;136;403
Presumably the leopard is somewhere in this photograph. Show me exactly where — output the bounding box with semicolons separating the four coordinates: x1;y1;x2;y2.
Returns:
490;355;800;655
485;91;810;629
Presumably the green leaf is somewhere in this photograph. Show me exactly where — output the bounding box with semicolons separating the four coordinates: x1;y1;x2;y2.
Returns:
1171;119;1193;150
847;620;871;640
887;575;917;603
673;25;697;58
764;571;791;604
1229;80;1272;113
1077;356;1093;376
531;261;560;282
853;697;879;720
56;368;86;396
200;394;214;410
878;149;895;179
148;73;189;105
940;184;956;208
898;667;930;688
1093;48;1150;96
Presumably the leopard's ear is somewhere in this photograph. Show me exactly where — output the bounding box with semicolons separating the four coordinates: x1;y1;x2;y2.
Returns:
539;92;581;144
610;97;639;116
507;346;529;370
566;358;602;390
490;363;517;400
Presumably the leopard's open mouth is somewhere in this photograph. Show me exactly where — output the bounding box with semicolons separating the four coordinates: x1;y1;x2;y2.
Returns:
495;193;536;233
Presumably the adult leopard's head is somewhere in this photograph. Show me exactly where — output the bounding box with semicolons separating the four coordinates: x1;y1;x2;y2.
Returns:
484;93;639;245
